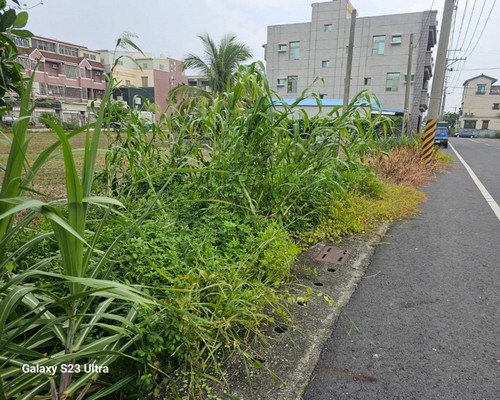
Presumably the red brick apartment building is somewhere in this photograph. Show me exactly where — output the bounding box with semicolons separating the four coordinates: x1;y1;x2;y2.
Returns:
14;35;106;126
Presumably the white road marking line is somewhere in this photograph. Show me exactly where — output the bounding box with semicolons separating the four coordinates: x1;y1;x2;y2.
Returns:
450;143;500;222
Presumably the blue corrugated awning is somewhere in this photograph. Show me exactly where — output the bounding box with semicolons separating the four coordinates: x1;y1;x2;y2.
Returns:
272;98;404;114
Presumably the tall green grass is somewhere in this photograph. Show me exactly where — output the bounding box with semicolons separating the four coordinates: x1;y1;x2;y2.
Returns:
0;49;155;399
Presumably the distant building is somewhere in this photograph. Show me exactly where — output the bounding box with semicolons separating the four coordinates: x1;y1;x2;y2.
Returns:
265;0;437;131
15;35;106;126
186;75;210;91
98;50;187;118
459;74;500;133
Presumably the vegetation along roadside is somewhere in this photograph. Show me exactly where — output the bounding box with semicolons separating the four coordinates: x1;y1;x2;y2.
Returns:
0;15;449;400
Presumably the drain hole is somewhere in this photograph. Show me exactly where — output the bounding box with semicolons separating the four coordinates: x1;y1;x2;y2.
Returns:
274;326;287;334
338;256;343;262
343;250;348;254
297;300;307;306
321;254;327;259
314;282;324;287
328;268;337;272
327;247;332;252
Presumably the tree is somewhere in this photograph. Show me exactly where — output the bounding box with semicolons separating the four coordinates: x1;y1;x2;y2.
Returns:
442;111;459;129
0;0;32;113
182;33;252;94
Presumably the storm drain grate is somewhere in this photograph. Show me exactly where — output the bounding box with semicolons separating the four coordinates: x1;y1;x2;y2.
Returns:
314;245;352;264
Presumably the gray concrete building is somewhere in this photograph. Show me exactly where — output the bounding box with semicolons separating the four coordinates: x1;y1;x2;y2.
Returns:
265;0;437;130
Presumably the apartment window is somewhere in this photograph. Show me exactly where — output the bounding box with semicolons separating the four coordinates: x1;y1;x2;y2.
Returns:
372;35;385;55
16;56;35;71
141;76;148;87
287;75;298;93
364;77;372;86
83;53;97;60
39;83;46;95
278;43;287;52
142;63;148;69
289;41;300;60
493;103;500;110
391;34;402;44
65;86;81;99
476;84;486;94
385;72;400;92
404;74;415;84
125;80;131;86
463;120;477;129
482;120;490;130
31;38;56;52
324;24;333;32
13;37;29;47
59;45;78;57
277;78;286;87
159;64;165;70
117;60;124;66
62;64;81;79
321;60;331;68
47;84;64;97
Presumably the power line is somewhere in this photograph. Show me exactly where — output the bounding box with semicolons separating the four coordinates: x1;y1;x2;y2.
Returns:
464;0;496;58
462;0;487;55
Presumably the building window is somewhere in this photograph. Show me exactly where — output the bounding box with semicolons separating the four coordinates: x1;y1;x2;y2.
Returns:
372;35;385;55
62;64;81;79
141;76;148;87
493;103;500;110
83;53;97;60
13;37;29;47
324;24;333;32
404;74;415;83
59;45;78;57
278;43;287;52
65;86;81;99
364;77;372;86
385;72;400;92
476;84;486;94
47;84;65;97
277;78;286;87
31;38;56;52
464;120;477;129
391;34;402;44
142;63;148;69
16;56;35;71
482;120;490;130
125;80;131;86
289;41;300;60
159;64;165;70
321;60;331;68
287;75;298;93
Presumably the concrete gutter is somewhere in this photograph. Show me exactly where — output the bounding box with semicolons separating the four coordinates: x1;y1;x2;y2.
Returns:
214;223;390;399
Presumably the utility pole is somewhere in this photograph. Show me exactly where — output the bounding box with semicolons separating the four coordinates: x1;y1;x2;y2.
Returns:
402;33;414;136
422;0;455;163
343;8;357;111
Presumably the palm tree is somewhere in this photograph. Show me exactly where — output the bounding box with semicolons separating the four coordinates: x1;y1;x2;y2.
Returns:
182;33;252;94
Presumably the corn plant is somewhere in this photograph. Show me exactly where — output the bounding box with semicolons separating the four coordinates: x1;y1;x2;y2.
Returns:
171;62;387;233
0;46;155;398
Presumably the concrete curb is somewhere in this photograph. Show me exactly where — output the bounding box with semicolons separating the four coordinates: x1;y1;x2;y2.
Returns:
217;222;391;399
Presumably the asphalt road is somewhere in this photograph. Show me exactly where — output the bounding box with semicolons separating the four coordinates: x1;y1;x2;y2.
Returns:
303;138;500;400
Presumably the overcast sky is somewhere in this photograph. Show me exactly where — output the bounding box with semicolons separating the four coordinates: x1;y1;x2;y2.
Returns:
21;0;500;112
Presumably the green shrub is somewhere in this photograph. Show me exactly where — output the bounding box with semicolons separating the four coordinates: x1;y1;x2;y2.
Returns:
38;110;60;127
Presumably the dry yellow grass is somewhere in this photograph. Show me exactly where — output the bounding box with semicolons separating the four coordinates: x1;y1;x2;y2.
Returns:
367;147;451;188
